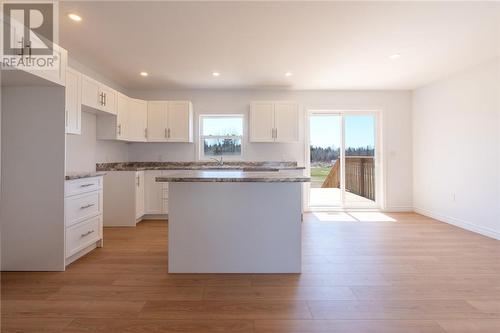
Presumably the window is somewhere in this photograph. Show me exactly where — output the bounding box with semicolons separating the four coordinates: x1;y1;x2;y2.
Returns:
200;115;243;159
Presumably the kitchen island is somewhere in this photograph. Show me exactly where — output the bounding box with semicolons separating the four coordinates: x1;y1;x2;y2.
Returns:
156;170;310;273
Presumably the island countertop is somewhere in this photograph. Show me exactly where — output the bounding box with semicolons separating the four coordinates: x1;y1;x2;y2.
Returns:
155;170;310;183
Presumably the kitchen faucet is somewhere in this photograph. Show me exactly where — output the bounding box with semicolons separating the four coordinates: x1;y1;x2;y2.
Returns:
209;156;224;166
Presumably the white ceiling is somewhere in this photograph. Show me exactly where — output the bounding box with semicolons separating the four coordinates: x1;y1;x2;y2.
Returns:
59;1;500;91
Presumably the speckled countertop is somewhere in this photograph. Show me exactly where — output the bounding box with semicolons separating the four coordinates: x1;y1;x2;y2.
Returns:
65;172;106;180
155;170;310;183
96;161;304;171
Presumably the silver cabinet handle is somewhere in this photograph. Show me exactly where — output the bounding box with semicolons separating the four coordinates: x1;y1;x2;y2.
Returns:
145;128;148;138
275;128;278;139
18;37;24;56
80;203;95;209
80;183;94;188
164;128;167;138
81;230;95;237
118;124;122;135
167;128;171;138
103;93;106;106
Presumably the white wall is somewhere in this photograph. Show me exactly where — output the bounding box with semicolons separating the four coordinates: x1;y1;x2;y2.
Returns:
65;112;129;173
127;89;413;210
413;58;500;239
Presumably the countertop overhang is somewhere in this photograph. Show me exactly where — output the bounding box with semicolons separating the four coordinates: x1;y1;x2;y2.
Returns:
155;170;310;183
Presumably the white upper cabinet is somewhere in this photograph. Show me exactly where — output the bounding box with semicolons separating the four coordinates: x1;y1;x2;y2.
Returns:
250;102;275;142
116;93;129;140
99;84;116;115
274;102;299;142
81;75;116;115
128;98;148;142
249;101;299;143
81;75;100;110
167;101;193;142
147;101;168;141
65;68;82;135
146;101;193;142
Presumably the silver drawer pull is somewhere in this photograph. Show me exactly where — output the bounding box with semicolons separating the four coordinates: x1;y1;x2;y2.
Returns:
81;230;94;237
80;183;94;188
80;204;95;209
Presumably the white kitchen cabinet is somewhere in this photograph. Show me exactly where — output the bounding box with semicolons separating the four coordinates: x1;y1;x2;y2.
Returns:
249;101;299;143
96;92;129;141
146;101;193;142
274;102;299;142
81;75;117;115
135;171;145;219
65;67;82;135
147;101;168;141
103;171;146;226
168;101;193;142
250;101;275;142
81;75;100;110
26;44;68;87
145;171;163;214
128;98;148;142
64;176;103;265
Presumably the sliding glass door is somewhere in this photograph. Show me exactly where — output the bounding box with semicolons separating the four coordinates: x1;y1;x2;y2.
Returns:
308;112;378;209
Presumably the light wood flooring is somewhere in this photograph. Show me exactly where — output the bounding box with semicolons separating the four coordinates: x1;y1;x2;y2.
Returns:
2;212;500;332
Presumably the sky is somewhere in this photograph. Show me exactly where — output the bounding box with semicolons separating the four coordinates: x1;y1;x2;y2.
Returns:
310;115;375;149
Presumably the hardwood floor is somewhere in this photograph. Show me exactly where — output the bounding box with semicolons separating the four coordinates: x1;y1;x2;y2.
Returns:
2;212;500;332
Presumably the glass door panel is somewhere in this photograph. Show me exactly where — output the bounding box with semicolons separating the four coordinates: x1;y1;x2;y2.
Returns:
309;114;342;207
343;115;376;206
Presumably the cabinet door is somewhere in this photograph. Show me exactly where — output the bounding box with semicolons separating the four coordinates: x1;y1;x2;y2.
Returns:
250;102;275;142
116;93;129;140
145;171;163;214
128;98;148;142
167;101;192;142
99;85;116;115
274;102;299;142
81;75;100;109
135;171;145;220
65;68;81;135
147;101;168;141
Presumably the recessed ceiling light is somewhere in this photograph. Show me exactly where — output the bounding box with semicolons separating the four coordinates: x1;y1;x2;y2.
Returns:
212;71;220;77
140;72;148;77
68;13;82;22
389;54;401;60
285;72;293;77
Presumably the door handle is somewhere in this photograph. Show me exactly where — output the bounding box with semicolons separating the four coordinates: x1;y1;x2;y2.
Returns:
81;230;95;237
80;203;95;209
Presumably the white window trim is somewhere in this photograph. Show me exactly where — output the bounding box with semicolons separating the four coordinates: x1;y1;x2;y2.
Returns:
198;114;244;161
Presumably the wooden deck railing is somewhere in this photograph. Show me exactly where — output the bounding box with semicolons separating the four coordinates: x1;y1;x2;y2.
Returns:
321;156;375;201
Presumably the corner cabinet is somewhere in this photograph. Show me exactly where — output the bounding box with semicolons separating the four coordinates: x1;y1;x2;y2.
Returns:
65;67;82;135
81;75;117;115
147;101;193;142
249;101;299;143
128;98;148;142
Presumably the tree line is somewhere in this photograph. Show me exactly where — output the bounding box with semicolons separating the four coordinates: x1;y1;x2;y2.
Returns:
310;145;374;163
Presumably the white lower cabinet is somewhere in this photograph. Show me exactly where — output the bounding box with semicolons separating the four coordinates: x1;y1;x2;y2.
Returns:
103;171;168;227
64;176;103;265
144;171;169;215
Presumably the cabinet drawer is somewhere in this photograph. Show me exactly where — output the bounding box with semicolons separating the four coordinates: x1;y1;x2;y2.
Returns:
65;177;102;196
65;191;101;227
66;216;101;257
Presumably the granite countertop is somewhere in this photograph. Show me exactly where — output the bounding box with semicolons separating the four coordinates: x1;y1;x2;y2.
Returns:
96;161;305;171
155;170;310;183
65;171;106;180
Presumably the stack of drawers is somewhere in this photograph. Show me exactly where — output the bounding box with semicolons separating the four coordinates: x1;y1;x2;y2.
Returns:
64;176;103;264
162;181;169;214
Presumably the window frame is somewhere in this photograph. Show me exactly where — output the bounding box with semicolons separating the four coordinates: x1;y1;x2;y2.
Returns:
198;114;245;161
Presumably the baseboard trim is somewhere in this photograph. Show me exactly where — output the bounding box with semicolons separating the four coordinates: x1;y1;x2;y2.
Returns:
414;207;500;240
381;206;414;212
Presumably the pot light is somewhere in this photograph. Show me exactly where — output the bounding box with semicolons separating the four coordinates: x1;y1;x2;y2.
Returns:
212;71;220;77
285;72;293;77
140;72;148;77
68;13;82;22
389;53;401;60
